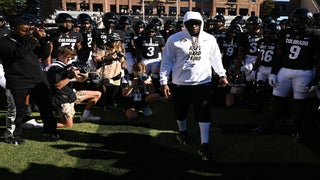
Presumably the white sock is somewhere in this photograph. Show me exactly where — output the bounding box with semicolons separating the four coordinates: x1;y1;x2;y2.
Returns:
176;119;187;132
82;110;91;117
199;122;211;144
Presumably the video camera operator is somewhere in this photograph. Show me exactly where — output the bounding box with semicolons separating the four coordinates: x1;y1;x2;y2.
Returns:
0;17;62;145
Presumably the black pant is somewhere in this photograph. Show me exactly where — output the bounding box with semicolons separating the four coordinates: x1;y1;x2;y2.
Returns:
10;82;57;136
171;83;211;122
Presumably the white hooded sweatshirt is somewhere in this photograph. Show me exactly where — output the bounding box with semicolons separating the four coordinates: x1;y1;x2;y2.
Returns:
160;11;226;86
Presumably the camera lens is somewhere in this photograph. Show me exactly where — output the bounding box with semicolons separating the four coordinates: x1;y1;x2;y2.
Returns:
138;72;148;81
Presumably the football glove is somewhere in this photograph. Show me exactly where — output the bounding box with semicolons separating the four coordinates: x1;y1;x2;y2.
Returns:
268;74;277;87
240;63;253;73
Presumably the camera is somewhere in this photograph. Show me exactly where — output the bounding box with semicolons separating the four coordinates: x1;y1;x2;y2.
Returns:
65;61;91;74
114;51;124;59
138;72;148;81
91;73;102;84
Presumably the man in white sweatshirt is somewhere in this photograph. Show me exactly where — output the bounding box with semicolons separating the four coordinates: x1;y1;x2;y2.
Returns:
160;11;228;161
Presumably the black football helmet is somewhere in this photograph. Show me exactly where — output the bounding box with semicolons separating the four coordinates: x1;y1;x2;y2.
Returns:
164;20;175;28
205;18;215;32
246;16;262;32
231;16;245;26
175;20;184;31
103;12;118;27
145;23;158;36
55;13;73;24
109;32;122;42
213;15;225;24
77;13;92;24
134;20;145;29
227;24;242;35
289;8;313;30
21;14;42;27
263;22;280;40
151;18;162;30
279;19;290;28
119;16;132;25
264;22;281;34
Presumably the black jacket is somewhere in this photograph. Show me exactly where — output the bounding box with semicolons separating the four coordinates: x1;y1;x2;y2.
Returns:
0;34;49;89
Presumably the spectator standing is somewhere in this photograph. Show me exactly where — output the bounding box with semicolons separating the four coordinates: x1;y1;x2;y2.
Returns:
160;11;228;160
0;17;61;145
0;14;17;141
92;33;126;111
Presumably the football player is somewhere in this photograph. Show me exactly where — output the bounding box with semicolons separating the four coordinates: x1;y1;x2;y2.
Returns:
264;8;320;140
135;23;166;93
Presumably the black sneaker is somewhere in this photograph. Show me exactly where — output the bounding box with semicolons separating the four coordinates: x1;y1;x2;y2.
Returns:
251;126;264;134
42;131;64;141
198;143;212;161
176;131;189;145
291;132;301;141
5;136;25;145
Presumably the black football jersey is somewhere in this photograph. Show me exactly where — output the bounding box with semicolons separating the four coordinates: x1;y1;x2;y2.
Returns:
51;30;83;58
123;29;135;53
220;36;239;69
135;35;165;59
257;39;277;67
277;28;320;70
238;32;263;57
92;28;126;50
212;29;226;47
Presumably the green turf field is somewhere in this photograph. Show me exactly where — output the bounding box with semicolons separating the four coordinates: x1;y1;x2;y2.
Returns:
0;100;320;179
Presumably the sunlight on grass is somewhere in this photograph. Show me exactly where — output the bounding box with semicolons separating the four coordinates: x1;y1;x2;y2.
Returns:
95;125;177;137
187;169;223;177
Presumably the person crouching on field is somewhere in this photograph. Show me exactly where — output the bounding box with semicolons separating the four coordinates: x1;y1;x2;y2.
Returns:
47;46;102;128
121;62;161;120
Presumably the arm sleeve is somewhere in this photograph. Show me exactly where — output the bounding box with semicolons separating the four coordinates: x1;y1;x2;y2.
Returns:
160;40;174;85
210;37;226;77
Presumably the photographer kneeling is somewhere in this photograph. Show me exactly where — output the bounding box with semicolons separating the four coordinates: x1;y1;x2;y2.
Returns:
47;46;101;128
122;62;161;120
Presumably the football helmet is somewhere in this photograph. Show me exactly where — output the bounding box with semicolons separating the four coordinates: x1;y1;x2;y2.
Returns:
289;8;313;30
119;16;132;25
205;18;215;30
262;17;275;27
231;16;245;26
175;20;184;31
55;13;73;24
151;18;163;30
103;12;118;26
134;20;145;29
279;19;290;28
109;33;122;42
213;15;225;24
145;23;158;36
21;14;42;27
246;16;263;30
264;22;281;34
77;13;92;24
164;20;175;29
263;22;281;40
227;24;242;35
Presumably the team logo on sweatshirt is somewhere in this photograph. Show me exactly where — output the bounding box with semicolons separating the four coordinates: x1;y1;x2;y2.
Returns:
188;45;201;64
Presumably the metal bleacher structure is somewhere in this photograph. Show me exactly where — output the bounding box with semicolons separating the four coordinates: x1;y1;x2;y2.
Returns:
46;9;249;27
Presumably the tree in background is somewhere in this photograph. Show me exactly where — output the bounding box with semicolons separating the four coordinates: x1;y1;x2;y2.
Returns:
260;0;280;20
